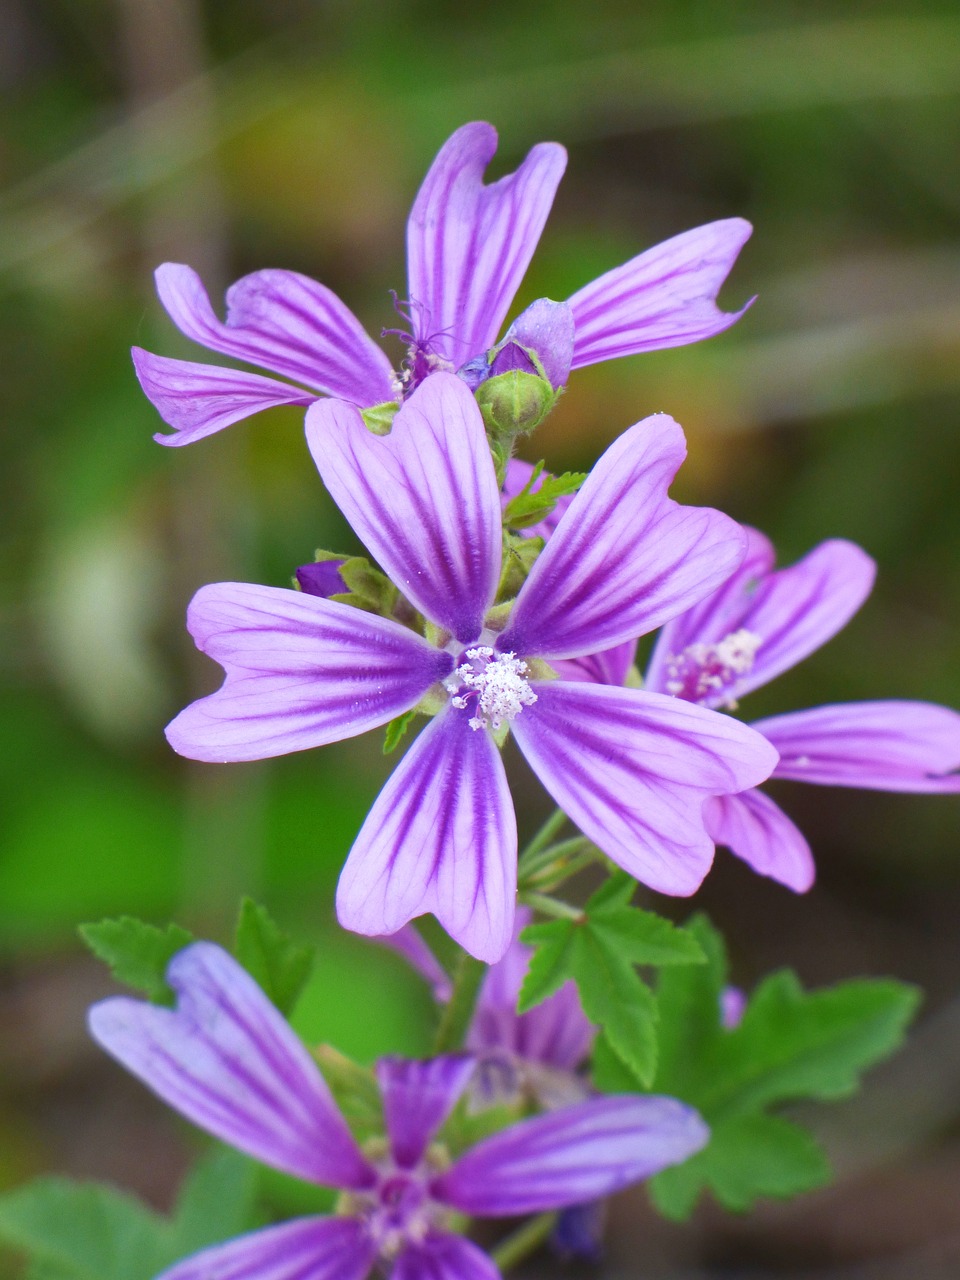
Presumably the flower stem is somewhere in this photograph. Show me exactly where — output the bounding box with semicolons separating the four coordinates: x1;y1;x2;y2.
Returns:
432;950;486;1054
519;891;585;922
517;808;568;874
491;1211;559;1272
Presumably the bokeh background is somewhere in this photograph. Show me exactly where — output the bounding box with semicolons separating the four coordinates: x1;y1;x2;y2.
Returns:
2;2;960;1276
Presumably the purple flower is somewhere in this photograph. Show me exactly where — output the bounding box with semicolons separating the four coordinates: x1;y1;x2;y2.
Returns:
640;528;960;891
133;121;752;447
165;373;777;959
88;942;709;1280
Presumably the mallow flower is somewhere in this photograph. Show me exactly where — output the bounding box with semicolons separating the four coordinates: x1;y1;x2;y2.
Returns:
165;373;777;961
133;120;752;446
88;942;709;1280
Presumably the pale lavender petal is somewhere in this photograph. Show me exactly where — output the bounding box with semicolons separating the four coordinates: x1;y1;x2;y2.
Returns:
494;299;575;389
510;682;778;895
721;987;747;1030
133;349;315;447
646;526;775;693
498;414;747;660
757;702;960;792
406;122;567;365
308;374;501;642
433;1095;708;1216
295;561;347;598
500;457;573;541
372;926;452;1002
166;585;451;763
155;263;395;405
548;640;637;687
88;944;374;1190
377;1055;476;1169
568;219;753;367
336;707;517;963
157;1218;376;1280
703;789;815;892
392;1233;501;1280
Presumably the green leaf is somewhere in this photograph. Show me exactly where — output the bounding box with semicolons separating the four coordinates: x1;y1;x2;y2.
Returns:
234;899;315;1017
78;917;193;1004
516;919;576;1012
572;925;659;1085
383;710;415;755
650;1115;831;1219
168;1149;260;1259
502;464;586;530
0;1179;168;1280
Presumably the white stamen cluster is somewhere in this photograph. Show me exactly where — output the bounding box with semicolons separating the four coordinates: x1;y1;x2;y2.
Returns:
664;628;762;708
446;646;538;731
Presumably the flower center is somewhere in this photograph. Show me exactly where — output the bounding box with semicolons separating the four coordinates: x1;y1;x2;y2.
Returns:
382;293;455;397
445;646;538;731
663;629;761;708
342;1168;443;1261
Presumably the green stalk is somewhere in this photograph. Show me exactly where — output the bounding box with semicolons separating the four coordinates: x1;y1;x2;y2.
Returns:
517;807;568;874
519;891;584;922
491;1211;558;1272
432;950;486;1053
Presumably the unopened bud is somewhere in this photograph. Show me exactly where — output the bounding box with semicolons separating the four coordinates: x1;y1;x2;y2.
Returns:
475;369;557;439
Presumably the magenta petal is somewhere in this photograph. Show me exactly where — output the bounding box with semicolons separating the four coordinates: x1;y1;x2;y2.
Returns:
377;1055;475;1169
703;789;815;892
308;374;501;642
511;682;778;895
758;701;960;792
406;122;567;365
166;585;450;763
88;944;374;1190
157;1218;376;1280
499;414;747;660
548;640;638;687
433;1095;708;1216
155;263;395;405
133;349;315;446
392;1233;501;1280
568;219;753;368
336;708;518;963
646;526;775;693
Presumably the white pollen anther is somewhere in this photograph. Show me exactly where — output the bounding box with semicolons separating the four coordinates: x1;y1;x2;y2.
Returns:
664;628;762;708
444;646;537;731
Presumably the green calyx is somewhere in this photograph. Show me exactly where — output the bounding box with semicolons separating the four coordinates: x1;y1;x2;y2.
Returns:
330;556;397;616
475;369;558;441
361;401;400;435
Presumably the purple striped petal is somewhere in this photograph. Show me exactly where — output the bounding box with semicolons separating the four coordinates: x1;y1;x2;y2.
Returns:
133;349;315;446
166;585;451;763
157;1218;376;1280
88;944;374;1190
646;526;775;692
432;1095;708;1216
406;122;567;366
498;415;747;661
372;926;452;1002
510;682;778;895
154;264;395;406
377;1055;476;1169
703;788;815;892
392;1233;501;1280
757;701;960;792
336;707;517;963
308;375;500;643
548;640;638;687
568;218;753;367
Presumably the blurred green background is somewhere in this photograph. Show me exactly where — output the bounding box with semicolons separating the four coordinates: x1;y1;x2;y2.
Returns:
2;1;960;1274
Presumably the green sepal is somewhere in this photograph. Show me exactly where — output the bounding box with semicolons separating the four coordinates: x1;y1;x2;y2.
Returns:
361;401;399;435
78;917;194;1005
383;709;416;754
332;556;398;616
497;531;544;601
313;1045;384;1145
502;462;587;530
475;369;557;439
233;898;315;1018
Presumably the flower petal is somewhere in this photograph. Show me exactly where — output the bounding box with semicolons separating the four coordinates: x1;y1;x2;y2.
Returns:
498;414;747;660
406;122;567;365
308;373;501;642
88;943;374;1190
645;526;775;693
166;585;451;763
133;349;315;446
494;298;575;389
703;789;815;892
155;263;395;405
548;640;637;687
568;219;753;367
757;701;960;792
392;1233;501;1280
432;1095;708;1216
377;1055;476;1169
510;682;778;895
336;707;517;963
157;1218;376;1280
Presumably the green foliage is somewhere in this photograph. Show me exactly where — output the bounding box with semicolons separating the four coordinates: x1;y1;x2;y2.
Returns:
78;918;193;1005
383;709;416;754
501;461;586;530
313;1044;384;1145
0;1150;258;1280
596;915;921;1218
519;874;706;1085
234;898;315;1018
